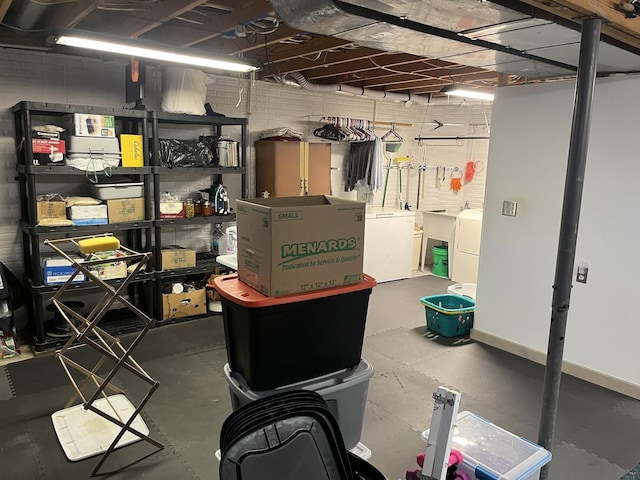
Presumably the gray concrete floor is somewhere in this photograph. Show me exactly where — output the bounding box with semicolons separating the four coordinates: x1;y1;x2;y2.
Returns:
1;274;639;479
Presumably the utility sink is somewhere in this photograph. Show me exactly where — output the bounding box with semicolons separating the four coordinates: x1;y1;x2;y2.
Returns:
420;210;458;274
424;209;459;218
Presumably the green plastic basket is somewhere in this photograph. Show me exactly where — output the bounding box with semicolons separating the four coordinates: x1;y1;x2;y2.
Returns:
420;294;475;337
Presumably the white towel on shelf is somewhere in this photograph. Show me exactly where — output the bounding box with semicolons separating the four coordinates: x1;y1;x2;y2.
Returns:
259;127;304;140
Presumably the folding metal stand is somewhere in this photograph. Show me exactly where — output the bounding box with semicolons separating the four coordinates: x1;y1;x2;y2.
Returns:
421;386;461;480
46;234;163;476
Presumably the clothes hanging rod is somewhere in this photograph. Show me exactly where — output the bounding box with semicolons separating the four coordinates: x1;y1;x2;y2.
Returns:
320;116;412;127
372;120;412;127
415;136;490;141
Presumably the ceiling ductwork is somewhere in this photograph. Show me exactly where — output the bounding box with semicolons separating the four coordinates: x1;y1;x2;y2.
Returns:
284;72;467;105
269;0;640;78
4;0;50;30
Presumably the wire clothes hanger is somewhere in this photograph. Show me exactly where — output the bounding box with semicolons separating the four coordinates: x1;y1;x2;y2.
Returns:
314;117;376;142
381;122;403;142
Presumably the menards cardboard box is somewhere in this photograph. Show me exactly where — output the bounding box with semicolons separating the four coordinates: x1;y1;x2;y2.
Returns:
236;196;365;297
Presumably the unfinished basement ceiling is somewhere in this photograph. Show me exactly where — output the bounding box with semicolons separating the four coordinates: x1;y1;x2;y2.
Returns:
0;0;639;98
270;0;640;79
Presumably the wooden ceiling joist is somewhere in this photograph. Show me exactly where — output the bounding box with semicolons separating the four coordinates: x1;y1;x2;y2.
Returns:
259;38;356;64
139;0;274;48
260;48;385;77
77;1;211;38
0;0;12;24
305;53;438;80
383;71;500;93
518;0;640;51
134;1;210;37
194;24;302;56
51;0;100;29
315;59;479;85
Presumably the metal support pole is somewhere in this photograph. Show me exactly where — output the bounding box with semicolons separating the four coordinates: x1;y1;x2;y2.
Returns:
538;17;602;480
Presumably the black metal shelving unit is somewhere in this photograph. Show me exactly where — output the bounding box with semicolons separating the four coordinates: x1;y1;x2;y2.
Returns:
150;111;247;326
13;101;154;351
13;102;249;350
153;215;233;226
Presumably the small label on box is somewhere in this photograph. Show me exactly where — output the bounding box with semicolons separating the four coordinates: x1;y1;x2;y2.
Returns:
37;201;66;221
276;211;302;221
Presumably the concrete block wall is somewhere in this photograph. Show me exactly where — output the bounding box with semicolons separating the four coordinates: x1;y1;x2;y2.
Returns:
0;47;492;276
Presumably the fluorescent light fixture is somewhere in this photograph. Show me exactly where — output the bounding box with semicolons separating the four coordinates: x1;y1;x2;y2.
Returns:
441;85;494;101
54;31;260;73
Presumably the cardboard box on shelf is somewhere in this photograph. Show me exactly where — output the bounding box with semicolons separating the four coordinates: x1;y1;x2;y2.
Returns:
206;273;222;301
236;195;365;297
159;201;185;219
107;198;145;223
37;201;67;222
64;113;116;137
32;138;66;166
160;247;196;270
68;204;108;225
42;255;86;285
120;134;144;167
161;288;206;320
86;250;128;281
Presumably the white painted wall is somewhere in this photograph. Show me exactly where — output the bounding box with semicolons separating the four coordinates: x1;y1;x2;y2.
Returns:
0;47;492;277
475;74;640;388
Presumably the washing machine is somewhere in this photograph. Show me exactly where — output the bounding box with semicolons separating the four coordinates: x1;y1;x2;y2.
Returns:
363;209;415;283
451;209;483;284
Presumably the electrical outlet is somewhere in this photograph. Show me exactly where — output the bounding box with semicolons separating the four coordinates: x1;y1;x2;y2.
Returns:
502;200;517;217
576;261;588;284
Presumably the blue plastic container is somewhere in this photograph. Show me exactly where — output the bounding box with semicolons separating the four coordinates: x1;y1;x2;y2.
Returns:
420;294;475;337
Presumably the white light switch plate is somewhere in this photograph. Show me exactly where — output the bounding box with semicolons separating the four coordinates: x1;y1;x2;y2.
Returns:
502;201;517;217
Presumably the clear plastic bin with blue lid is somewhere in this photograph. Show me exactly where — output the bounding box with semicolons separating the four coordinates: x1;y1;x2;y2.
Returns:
422;411;551;480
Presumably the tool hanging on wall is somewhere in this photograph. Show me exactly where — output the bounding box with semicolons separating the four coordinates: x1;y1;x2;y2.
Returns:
464;161;476;183
395;156;410;210
436;165;447;190
381;150;393;208
450;167;463;192
416;162;426;210
404;159;412;211
464;140;476;183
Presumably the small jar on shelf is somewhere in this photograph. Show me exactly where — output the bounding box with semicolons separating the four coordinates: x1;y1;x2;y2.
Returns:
203;200;213;217
185;199;195;218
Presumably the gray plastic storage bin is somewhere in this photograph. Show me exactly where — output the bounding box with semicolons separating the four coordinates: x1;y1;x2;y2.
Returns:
90;181;143;200
66;136;121;171
224;359;374;450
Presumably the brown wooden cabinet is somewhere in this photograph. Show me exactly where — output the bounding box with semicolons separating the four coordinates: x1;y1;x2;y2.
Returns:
255;141;331;197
